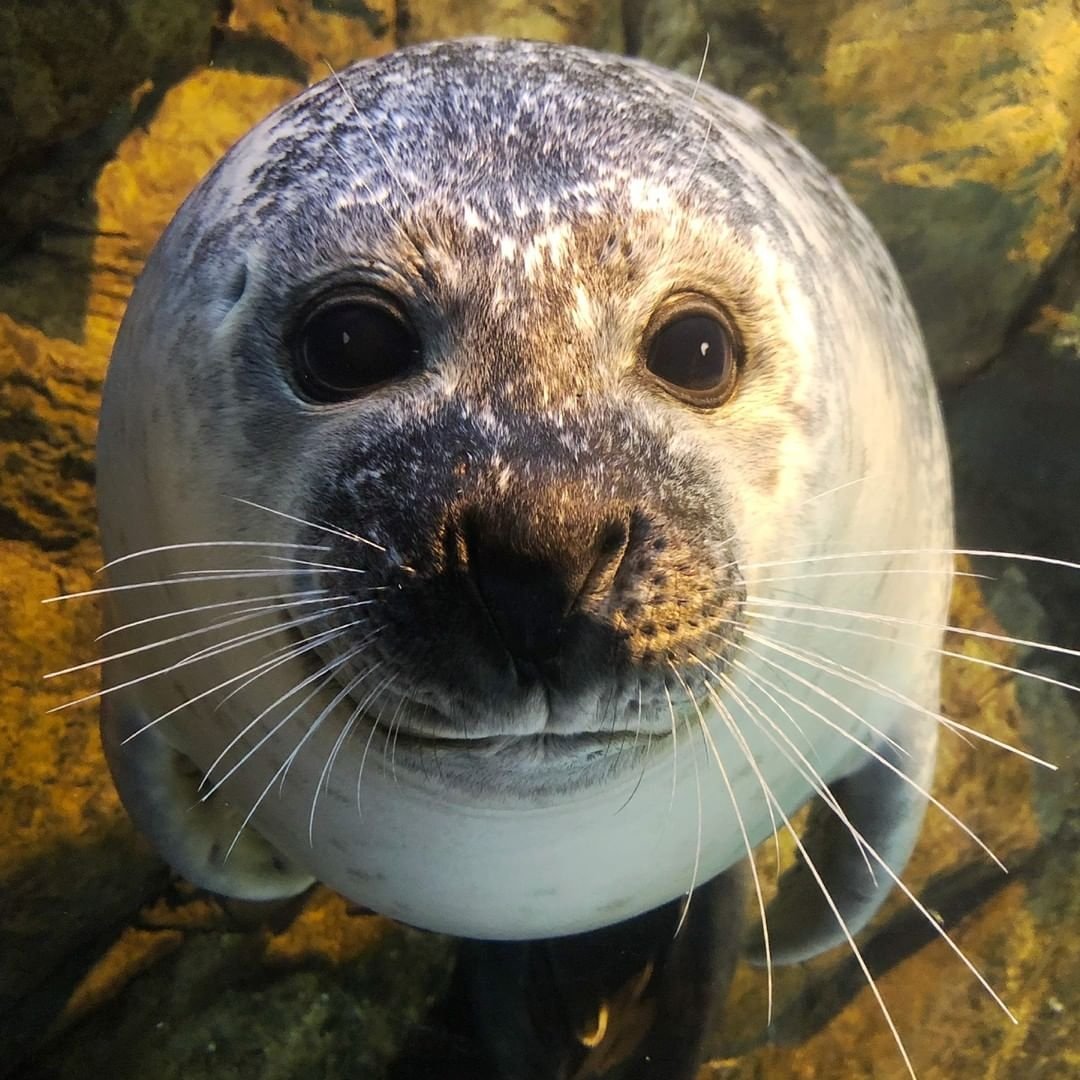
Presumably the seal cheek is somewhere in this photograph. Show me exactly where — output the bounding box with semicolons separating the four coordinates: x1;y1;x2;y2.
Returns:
100;694;314;901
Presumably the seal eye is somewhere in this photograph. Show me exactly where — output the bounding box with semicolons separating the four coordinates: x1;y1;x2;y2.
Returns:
644;301;739;407
293;291;420;402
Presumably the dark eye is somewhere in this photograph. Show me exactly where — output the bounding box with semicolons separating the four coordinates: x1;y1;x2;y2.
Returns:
292;290;420;402
644;299;740;407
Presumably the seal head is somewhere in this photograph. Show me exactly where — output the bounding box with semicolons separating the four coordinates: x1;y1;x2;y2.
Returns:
97;39;952;944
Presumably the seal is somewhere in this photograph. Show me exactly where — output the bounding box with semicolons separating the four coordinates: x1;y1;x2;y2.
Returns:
92;38;953;967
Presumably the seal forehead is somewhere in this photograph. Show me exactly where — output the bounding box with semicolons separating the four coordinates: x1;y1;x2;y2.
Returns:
180;38;846;278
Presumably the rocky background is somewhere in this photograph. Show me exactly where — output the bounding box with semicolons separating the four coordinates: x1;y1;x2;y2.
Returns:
1;1;1077;1077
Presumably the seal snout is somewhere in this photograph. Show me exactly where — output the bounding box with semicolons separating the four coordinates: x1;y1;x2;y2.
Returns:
447;502;635;682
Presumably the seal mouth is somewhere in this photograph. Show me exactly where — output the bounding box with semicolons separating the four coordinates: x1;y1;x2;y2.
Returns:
279;601;667;792
380;724;660;797
348;696;664;780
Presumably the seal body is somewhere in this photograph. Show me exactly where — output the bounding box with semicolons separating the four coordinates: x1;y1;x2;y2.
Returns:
96;39;952;946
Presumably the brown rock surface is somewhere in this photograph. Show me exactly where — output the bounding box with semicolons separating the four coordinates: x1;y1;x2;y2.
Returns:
0;0;218;252
0;2;1076;1079
634;0;1080;384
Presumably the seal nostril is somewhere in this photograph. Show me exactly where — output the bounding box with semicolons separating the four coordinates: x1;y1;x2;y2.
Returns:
452;506;633;672
598;520;628;558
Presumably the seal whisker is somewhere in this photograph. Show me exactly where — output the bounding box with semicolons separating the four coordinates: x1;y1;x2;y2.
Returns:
277;657;387;798
663;677;704;938
772;806;919;1078
670;664;775;1020
704;628;815;753
359;692;404;816
719;657;877;886
739;547;1080;574
799;473;874;506
231;497;392;559
323;60;416;216
44;571;326;604
118;621;362;747
749;567;988;585
46;596;355;680
615;683;651;815
729;627;911;758
223;658;379;863
731;650;1007;871
756;631;1054;766
259;555;374;575
97;588;332;641
212;619;369;712
692;657;783;869
308;664;391;843
663;680;680;811
736;610;1075;749
721;665;1018;1024
745;594;1080;664
168;567;350;580
743;622;975;748
199;627;381;796
95;539;331;574
49;601;362;712
180;599;369;667
202;654;353;800
323;668;394;801
672;32;711;148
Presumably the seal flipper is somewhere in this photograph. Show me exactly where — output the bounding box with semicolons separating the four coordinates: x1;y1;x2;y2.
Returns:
101;696;315;900
466;865;749;1080
750;716;938;965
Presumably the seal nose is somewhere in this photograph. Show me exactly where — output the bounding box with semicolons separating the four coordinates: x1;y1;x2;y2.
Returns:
456;508;630;670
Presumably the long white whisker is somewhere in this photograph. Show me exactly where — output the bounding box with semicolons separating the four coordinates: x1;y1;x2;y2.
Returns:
232;498;390;557
732;649;1007;872
359;694;405;816
712;656;876;885
738;608;1080;725
744;594;1080;664
50;601;359;713
670;665;774;1022
692;657;782;867
802;473;872;504
222;661;371;862
43;570;301;604
742;627;1057;769
206;665;346;801
309;666;393;843
96;540;331;573
47;598;347;680
120;622;357;744
720;666;1017;1023
740;547;1080;574
663;678;703;939
730;626;910;759
212;620;363;711
750;567;987;585
732;748;920;1078
664;679;680;811
199;632;379;796
97;589;331;641
260;556;372;575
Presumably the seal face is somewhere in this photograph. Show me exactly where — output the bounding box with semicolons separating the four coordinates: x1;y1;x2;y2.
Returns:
96;39;953;944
